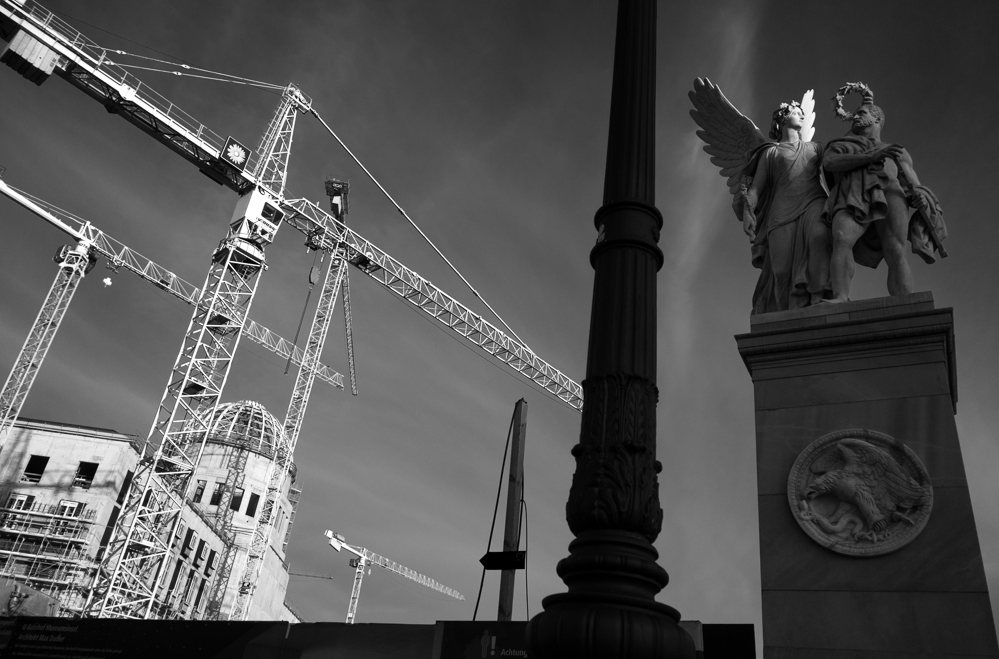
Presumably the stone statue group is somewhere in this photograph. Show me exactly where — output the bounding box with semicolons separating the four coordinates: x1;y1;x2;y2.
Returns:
689;80;947;315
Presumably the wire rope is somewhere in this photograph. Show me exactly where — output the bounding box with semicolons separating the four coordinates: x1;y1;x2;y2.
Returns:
521;497;529;620
308;108;533;353
472;407;516;621
49;10;531;355
110;63;283;91
107;50;285;90
284;251;322;375
48;8;195;66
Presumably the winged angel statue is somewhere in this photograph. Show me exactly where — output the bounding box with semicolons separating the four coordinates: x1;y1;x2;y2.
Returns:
690;78;832;314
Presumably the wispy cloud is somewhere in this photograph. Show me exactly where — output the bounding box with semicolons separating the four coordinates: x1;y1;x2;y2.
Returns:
660;3;760;385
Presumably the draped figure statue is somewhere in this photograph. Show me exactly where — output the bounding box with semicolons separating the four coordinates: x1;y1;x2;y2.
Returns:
689;78;832;314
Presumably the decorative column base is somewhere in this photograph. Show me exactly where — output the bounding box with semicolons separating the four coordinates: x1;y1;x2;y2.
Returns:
527;530;695;659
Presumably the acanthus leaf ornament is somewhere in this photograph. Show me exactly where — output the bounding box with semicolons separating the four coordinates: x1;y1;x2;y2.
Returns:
566;374;663;541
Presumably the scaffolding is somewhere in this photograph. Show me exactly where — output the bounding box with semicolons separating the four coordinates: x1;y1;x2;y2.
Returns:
0;497;96;616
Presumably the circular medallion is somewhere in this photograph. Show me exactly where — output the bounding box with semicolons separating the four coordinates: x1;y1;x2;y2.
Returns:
787;429;933;557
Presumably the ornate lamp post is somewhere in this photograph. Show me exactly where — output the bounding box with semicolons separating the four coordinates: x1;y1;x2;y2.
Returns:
526;1;694;657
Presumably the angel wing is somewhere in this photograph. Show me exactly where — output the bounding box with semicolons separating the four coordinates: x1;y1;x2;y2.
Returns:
688;77;768;196
800;89;816;142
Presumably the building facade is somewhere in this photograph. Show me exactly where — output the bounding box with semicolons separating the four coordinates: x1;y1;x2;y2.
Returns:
0;400;299;621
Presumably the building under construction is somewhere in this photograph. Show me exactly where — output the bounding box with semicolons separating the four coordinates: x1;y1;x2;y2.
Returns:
0;403;301;621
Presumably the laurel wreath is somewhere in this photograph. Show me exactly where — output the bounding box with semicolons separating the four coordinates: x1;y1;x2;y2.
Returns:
833;82;874;122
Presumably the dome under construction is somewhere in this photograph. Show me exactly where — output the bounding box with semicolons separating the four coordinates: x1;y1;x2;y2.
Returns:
207;400;289;460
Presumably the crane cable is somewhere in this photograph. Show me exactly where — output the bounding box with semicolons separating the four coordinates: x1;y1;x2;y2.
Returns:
521;488;529;619
284;250;324;375
80;43;532;352
309;108;533;353
101;50;285;91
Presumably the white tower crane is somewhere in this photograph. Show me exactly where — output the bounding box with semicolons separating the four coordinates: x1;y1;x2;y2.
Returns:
86;83;311;620
0;178;346;447
324;530;464;624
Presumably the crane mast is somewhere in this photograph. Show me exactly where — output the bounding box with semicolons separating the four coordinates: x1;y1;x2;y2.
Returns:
87;203;268;618
228;181;353;620
0;240;93;446
203;85;311;620
88;85;307;619
324;530;464;624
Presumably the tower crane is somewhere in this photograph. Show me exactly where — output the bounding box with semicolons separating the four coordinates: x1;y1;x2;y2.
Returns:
115;86;304;619
79;80;310;620
0;0;582;621
0;177;347;447
0;4;349;620
0;1;582;411
323;530;464;624
227;179;354;621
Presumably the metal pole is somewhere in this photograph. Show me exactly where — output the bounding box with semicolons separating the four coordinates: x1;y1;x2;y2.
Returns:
497;398;527;621
526;1;694;657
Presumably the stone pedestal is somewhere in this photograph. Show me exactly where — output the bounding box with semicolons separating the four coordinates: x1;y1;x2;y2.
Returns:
736;292;999;658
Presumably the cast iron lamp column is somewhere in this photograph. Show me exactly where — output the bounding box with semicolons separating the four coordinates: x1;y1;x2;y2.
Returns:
526;1;694;657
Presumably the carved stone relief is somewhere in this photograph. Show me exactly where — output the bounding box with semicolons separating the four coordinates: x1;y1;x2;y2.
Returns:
787;429;933;557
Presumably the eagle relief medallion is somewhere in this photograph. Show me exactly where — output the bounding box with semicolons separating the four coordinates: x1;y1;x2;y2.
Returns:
787;429;933;557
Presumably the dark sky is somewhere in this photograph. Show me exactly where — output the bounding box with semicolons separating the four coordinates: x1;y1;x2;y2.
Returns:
2;0;998;646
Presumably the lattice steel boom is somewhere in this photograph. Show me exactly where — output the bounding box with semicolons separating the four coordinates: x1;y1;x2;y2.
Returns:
280;197;584;410
0;179;346;391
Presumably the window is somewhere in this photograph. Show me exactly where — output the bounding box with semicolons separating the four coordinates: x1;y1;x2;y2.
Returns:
167;559;183;597
180;529;196;558
204;549;217;577
229;487;244;512
182;569;196;604
73;462;99;489
21;455;49;483
192;480;207;504
193;539;207;568
193;578;207;613
245;493;260;518
172;522;187;551
209;482;224;507
6;494;34;511
57;500;84;517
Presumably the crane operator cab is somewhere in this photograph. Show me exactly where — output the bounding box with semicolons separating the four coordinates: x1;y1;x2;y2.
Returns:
215;188;283;268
